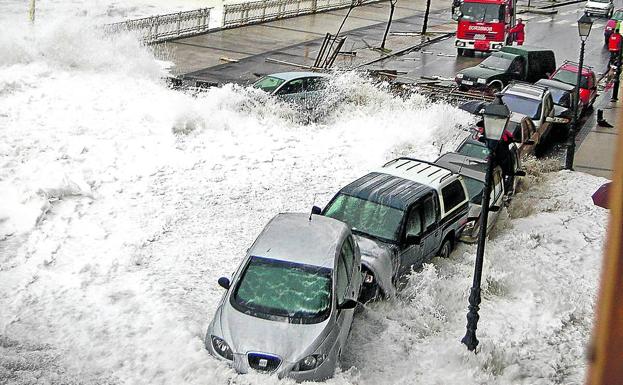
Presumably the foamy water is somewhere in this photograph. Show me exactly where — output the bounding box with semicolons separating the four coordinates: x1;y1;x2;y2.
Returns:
0;7;608;385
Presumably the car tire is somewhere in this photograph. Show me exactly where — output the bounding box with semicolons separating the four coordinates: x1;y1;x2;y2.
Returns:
438;238;452;259
457;48;465;57
359;282;381;303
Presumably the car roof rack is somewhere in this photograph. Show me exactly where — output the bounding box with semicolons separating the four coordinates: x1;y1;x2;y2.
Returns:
562;59;594;70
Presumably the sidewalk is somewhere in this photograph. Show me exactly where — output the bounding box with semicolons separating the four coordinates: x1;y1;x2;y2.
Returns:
574;87;620;179
166;0;451;82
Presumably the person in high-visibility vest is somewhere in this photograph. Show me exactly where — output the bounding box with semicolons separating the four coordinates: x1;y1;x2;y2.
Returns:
608;26;622;68
509;19;526;45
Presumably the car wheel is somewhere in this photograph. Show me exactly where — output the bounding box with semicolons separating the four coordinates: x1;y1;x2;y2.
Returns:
438;238;452;259
359;282;381;303
457;48;465;57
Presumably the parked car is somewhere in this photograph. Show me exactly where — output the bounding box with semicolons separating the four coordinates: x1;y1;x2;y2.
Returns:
549;61;598;111
455;134;522;192
455;46;556;92
253;72;330;105
535;78;577;136
499;82;564;150
434;152;506;243
604;9;623;44
320;158;469;302
205;213;362;381
585;0;614;18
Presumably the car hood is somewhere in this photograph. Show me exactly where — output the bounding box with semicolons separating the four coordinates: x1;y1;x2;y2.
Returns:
354;234;397;297
459;66;502;81
216;301;329;362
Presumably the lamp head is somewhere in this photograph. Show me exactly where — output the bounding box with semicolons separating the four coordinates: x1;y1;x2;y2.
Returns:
481;103;510;142
578;13;593;41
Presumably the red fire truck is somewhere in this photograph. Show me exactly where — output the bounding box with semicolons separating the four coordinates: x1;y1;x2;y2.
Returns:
454;0;517;56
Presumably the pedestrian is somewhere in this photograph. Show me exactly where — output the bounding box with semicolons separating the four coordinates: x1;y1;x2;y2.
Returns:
509;19;525;46
608;26;622;67
452;0;462;17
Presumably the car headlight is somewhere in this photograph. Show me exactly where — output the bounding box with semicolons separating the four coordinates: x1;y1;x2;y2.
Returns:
456;73;464;79
211;336;234;360
292;354;326;371
477;78;486;84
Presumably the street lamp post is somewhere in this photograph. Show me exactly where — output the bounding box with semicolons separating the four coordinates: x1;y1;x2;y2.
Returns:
461;103;510;352
565;14;593;170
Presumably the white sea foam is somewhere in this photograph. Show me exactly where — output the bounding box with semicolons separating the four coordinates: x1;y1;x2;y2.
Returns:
0;8;608;385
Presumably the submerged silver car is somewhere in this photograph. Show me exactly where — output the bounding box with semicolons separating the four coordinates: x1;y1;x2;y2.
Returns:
205;213;362;381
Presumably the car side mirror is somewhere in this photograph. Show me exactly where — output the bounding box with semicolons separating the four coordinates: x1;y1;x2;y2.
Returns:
515;170;526;177
338;299;358;310
489;205;501;212
218;277;230;290
406;234;421;245
311;206;322;215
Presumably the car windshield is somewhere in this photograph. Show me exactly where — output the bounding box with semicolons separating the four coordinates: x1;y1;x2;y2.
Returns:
457;141;490;160
232;256;332;322
463;176;485;204
253;76;285;93
502;94;542;120
552;69;589;89
549;88;571;107
480;55;513;71
614;10;623;19
592;0;610;3
460;3;504;23
324;194;404;243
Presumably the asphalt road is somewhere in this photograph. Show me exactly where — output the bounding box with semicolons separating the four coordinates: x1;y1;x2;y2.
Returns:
376;2;618;83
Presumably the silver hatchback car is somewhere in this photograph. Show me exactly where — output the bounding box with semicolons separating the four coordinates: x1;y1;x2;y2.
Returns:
205;213;362;381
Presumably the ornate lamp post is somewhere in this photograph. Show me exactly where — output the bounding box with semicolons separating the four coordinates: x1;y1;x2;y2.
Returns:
565;14;593;170
461;102;510;352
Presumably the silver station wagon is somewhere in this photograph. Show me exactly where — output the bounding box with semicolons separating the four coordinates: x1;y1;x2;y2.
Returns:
205;213;362;381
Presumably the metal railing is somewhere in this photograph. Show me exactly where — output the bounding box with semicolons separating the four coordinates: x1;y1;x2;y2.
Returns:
223;0;380;28
106;8;212;44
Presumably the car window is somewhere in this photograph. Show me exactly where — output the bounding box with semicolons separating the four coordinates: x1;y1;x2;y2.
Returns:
501;94;542;120
405;207;423;238
340;237;355;280
544;95;553;117
422;195;437;231
492;169;503;201
442;180;467;213
510;57;525;77
457;141;491;160
232;256;332;322
277;79;304;95
305;77;326;92
463;177;485;203
324;194;405;242
522;120;530;142
336;255;348;304
253;76;285;93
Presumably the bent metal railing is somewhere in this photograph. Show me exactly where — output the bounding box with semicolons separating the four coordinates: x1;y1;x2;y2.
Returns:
222;0;380;28
106;8;212;44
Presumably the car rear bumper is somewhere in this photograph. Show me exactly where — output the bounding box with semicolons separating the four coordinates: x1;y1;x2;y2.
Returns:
585;7;610;16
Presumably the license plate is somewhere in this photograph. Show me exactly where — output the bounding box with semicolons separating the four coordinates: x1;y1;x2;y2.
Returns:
474;34;486;40
462;80;474;85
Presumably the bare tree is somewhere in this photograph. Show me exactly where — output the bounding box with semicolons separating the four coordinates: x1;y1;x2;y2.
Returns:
380;0;398;50
421;0;431;34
